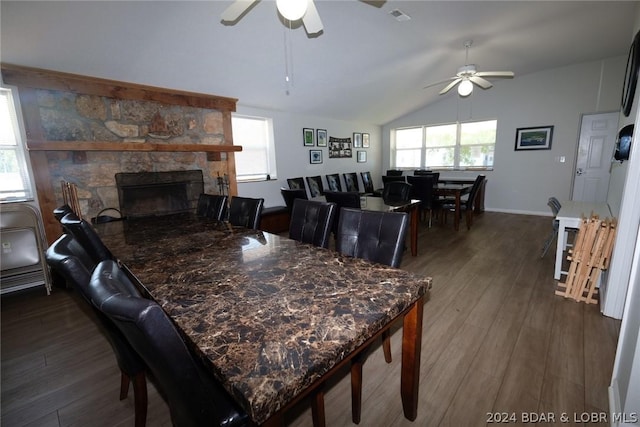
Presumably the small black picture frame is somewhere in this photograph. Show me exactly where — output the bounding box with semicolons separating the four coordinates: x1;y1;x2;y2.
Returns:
357;150;367;163
304;128;315;146
310;149;322;164
317;129;327;147
515;126;554;151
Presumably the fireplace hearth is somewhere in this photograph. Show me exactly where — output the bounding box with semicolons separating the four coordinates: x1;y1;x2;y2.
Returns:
115;170;204;218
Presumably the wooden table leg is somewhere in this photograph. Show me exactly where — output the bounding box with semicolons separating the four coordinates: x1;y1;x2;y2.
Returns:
410;205;418;256
401;295;424;421
454;192;461;231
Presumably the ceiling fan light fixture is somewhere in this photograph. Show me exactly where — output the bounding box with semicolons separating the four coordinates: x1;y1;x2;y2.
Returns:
276;0;308;21
458;79;473;97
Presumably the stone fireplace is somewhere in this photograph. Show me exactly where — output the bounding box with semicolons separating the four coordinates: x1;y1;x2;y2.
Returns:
116;170;204;218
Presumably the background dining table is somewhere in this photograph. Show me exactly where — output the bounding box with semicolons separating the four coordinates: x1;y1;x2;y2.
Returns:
435;183;473;231
97;214;431;426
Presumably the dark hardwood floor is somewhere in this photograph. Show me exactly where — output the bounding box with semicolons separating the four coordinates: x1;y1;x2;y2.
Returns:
1;212;620;426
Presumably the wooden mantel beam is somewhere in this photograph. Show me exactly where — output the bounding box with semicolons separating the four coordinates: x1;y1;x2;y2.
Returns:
1;63;238;112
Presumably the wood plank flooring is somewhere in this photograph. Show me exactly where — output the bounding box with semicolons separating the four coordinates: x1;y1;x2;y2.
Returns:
1;212;621;426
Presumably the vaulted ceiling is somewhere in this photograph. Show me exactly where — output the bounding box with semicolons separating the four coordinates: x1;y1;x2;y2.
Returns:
1;1;638;125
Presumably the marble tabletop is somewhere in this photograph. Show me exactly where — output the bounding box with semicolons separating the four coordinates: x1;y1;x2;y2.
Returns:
97;213;431;424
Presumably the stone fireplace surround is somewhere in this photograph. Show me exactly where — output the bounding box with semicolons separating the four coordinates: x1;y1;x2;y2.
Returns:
2;64;241;243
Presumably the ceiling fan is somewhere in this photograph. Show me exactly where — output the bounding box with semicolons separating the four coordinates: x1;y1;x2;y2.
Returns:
425;40;514;97
221;0;324;36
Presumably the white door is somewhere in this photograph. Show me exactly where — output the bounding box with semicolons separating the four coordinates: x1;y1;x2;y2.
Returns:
572;112;619;202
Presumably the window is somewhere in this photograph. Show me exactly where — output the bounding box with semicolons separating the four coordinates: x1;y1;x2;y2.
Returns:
232;115;277;182
392;119;496;170
0;88;33;202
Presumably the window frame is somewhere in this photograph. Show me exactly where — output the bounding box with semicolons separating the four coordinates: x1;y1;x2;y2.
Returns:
231;114;278;183
0;87;35;203
391;119;497;171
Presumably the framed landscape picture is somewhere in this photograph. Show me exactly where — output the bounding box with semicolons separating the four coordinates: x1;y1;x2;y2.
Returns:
515;126;554;150
317;129;327;147
362;133;370;148
310;149;323;164
304;128;315;146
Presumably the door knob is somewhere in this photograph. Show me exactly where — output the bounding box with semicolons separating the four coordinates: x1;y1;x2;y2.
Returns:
576;168;584;175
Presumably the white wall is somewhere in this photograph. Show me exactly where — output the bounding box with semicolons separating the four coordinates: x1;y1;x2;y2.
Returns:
382;56;626;215
235;105;382;207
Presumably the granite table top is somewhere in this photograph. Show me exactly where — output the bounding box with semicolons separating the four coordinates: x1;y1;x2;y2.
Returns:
97;213;432;425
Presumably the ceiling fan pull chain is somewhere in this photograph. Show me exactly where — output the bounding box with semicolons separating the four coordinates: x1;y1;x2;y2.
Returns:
283;22;294;95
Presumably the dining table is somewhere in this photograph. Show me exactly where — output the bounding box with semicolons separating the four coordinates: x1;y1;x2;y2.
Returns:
96;213;431;426
435;183;474;231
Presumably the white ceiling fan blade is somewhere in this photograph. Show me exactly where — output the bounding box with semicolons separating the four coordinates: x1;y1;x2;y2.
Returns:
475;71;514;78
469;76;493;89
423;77;456;90
221;0;259;22
439;78;462;95
302;0;323;35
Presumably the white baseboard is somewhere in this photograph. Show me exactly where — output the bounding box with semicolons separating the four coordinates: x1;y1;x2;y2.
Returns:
484;207;552;217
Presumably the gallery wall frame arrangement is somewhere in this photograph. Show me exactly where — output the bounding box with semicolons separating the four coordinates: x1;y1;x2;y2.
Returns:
515;125;554;151
317;129;327;147
310;149;323;164
304;128;315;146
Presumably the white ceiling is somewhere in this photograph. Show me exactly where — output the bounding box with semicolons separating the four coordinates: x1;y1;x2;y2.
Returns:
1;1;638;125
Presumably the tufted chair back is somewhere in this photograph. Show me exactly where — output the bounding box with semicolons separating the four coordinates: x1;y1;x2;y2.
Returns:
289;199;337;249
228;196;264;230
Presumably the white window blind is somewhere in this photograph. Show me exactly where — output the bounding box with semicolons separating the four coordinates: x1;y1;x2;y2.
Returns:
232;115;277;182
0;88;33;202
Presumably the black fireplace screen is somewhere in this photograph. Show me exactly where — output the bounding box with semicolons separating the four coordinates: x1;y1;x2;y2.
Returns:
115;170;204;218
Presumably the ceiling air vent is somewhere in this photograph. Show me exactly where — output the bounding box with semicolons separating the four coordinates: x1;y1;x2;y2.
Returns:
389;9;411;22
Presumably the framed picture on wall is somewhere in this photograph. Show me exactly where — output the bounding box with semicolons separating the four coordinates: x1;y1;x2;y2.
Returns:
515;126;554;151
362;133;370;148
304;128;315;146
317;129;327;147
357;150;367;163
310;149;323;164
353;132;362;147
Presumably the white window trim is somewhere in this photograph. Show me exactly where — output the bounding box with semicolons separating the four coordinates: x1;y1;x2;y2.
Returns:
232;114;278;182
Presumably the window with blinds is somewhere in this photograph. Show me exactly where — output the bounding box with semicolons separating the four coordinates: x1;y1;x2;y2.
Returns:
0;88;34;202
232;114;278;182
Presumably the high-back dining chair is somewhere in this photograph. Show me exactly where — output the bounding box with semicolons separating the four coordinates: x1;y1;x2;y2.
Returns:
325;173;342;192
287;177;306;192
280;188;308;215
88;260;249;427
306;176;325;198
385;169;403;177
45;234;148;427
381;175;406;185
60;212;114;265
382;181;412;205
342;172;360;193
443;174;485;230
196;193;228;221
407;175;439;227
541;196;562;257
288;199;337;249
334;208;409;424
360;172;375;194
228;196;264;229
324;191;361;235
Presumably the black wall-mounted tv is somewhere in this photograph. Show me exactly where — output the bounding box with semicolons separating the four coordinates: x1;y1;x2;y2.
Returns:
615;124;634;161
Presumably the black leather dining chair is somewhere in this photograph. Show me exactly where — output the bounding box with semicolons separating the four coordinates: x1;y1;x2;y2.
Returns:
196;193;228;221
88;260;249;427
60;212;114;264
53;204;74;221
381;175;406;184
443;174;486;230
407;175;440;227
324;191;361;235
342;172;360;193
334;207;409;424
288;199;337;249
360;172;375;194
325;173;342;192
382;181;412;205
306;175;325;198
385;169;403;177
45;234;148;427
280;188;308;215
228;196;264;230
